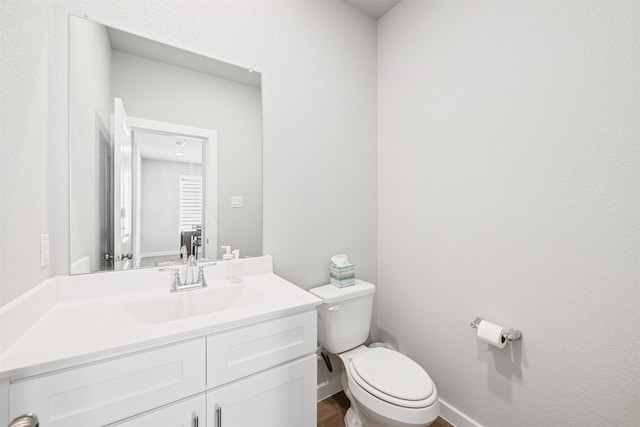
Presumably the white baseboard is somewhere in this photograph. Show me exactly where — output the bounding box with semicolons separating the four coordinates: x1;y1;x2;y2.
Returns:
439;398;482;427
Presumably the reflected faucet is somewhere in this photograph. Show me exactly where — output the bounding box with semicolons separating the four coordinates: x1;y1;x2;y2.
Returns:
162;255;210;293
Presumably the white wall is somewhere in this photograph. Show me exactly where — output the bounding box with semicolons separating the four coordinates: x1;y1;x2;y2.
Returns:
0;3;53;306
140;159;202;256
377;1;640;426
111;51;262;259
0;1;377;304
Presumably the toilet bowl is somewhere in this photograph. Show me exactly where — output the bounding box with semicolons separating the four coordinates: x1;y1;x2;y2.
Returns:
309;280;440;427
338;346;439;427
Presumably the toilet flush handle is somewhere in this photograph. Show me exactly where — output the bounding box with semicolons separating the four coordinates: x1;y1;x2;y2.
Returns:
327;304;341;312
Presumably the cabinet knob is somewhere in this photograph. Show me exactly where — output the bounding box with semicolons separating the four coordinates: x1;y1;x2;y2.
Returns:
9;414;39;427
215;407;222;427
192;415;199;427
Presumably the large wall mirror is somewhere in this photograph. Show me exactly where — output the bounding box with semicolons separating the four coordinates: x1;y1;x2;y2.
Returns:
69;15;262;274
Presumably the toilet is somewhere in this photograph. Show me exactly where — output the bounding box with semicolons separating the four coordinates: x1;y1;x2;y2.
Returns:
310;280;439;427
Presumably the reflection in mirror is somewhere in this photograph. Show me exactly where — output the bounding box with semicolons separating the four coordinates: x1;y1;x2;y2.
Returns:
130;120;215;270
134;131;204;268
69;15;262;274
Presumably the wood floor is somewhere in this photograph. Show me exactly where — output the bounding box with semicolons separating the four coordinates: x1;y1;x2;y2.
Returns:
317;391;453;427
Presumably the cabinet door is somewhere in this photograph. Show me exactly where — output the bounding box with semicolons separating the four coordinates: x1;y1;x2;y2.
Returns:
108;394;205;427
10;339;205;427
206;355;316;427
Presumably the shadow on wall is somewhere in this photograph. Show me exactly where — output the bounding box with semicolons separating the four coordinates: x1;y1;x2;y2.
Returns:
374;327;401;352
377;324;529;405
476;340;528;404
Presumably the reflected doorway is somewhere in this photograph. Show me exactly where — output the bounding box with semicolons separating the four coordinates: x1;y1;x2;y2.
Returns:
126;115;218;269
133;129;206;267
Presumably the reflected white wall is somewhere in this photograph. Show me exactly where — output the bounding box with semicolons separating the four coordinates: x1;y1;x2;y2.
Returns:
111;51;262;259
140;159;202;256
68;17;113;273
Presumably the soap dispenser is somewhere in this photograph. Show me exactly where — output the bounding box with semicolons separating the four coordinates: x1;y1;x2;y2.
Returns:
221;245;233;260
229;249;243;283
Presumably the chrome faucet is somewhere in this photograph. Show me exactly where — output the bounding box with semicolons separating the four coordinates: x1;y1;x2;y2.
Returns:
163;255;210;293
185;255;197;285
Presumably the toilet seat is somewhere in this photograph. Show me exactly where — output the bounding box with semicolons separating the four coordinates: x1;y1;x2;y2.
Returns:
351;347;435;408
346;347;437;409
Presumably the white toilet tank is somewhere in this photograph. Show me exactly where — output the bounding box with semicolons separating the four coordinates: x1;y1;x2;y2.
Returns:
309;280;376;354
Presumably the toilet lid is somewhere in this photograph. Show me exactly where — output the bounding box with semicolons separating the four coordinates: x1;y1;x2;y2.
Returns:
352;348;434;402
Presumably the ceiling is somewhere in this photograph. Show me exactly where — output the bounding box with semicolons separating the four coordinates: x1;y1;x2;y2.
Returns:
135;130;204;164
343;0;401;20
107;26;261;88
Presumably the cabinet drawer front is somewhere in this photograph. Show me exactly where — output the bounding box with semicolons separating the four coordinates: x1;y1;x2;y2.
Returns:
206;354;316;427
10;339;205;427
108;394;205;427
207;311;316;388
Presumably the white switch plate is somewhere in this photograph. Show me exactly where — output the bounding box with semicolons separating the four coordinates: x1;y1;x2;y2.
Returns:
40;234;50;268
231;196;243;208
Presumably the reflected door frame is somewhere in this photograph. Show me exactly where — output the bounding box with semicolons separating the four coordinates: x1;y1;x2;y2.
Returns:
129;116;218;265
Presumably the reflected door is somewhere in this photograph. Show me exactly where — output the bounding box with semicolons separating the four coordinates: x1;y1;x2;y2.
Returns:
99;126;114;270
113;98;133;269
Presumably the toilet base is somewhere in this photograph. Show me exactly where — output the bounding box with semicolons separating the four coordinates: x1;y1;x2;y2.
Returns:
344;408;362;427
343;385;438;427
353;397;438;427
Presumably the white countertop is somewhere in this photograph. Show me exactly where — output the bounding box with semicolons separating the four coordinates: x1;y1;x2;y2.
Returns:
0;256;321;379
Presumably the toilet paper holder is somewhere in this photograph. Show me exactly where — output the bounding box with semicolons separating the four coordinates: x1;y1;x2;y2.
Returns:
470;317;522;342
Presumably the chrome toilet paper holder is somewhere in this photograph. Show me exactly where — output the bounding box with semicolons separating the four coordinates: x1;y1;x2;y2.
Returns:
470;317;522;342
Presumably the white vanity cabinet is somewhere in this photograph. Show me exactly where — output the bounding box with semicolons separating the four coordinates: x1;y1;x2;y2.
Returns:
6;310;317;427
109;394;206;427
205;311;317;427
9;339;206;427
206;355;316;427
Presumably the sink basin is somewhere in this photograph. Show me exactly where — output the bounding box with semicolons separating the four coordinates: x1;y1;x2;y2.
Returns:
124;283;264;325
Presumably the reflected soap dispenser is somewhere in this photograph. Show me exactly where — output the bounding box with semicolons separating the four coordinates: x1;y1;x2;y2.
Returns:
229;249;243;283
221;245;233;260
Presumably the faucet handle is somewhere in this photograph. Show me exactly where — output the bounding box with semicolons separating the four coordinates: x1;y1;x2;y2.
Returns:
197;266;208;288
159;267;182;291
171;269;182;290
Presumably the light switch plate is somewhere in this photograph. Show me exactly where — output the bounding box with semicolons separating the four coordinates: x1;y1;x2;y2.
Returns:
231;196;243;208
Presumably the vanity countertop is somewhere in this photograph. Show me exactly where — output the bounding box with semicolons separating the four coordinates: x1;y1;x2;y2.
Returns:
0;255;321;379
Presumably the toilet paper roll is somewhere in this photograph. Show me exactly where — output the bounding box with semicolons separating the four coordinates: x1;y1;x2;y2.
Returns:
476;320;507;349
